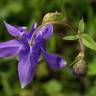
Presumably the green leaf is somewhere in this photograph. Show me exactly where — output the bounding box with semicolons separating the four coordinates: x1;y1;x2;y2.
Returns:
78;18;84;33
63;35;79;40
44;80;62;95
85;82;96;96
82;33;96;51
88;58;96;76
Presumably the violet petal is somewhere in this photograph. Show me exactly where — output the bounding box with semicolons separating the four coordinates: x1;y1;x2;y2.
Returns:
18;43;41;88
36;24;53;39
27;23;37;39
41;47;67;69
0;40;22;57
17;27;27;33
4;21;22;37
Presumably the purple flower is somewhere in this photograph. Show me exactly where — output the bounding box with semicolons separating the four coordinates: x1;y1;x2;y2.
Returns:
0;21;67;88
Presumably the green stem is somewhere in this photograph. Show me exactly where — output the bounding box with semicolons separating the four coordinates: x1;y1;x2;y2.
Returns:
30;19;84;58
78;31;85;53
1;74;12;96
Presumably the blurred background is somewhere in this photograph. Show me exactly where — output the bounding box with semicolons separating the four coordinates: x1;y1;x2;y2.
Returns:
0;0;96;96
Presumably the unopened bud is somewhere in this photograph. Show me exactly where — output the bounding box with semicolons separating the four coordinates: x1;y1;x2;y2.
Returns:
73;59;86;77
72;52;86;78
42;12;66;24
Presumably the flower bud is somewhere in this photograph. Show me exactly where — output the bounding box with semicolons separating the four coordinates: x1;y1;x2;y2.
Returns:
72;52;86;78
42;12;66;24
73;59;86;77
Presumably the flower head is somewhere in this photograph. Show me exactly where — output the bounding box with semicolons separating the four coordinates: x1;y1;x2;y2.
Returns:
0;21;67;88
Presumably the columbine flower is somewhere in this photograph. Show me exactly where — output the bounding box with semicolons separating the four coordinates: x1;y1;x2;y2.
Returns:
0;21;67;88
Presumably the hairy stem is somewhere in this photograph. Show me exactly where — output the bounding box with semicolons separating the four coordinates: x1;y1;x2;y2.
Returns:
30;20;84;55
78;31;85;53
